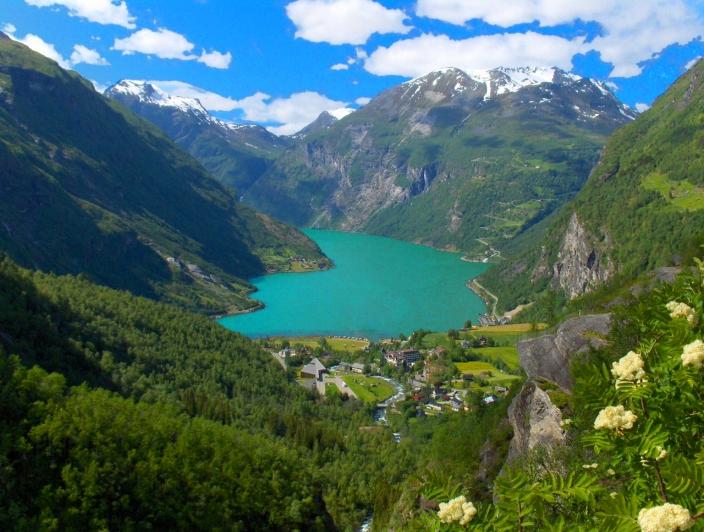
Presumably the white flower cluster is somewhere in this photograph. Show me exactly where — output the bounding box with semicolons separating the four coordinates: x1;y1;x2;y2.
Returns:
681;339;704;369
638;503;693;532
594;405;637;433
611;351;646;385
437;495;477;526
666;301;698;326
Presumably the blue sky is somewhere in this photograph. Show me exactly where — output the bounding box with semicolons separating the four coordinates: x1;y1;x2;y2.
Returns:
3;0;704;134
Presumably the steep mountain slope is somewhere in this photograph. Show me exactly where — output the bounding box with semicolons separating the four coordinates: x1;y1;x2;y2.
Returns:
480;60;704;311
0;36;327;314
105;80;289;194
0;257;411;530
245;67;635;255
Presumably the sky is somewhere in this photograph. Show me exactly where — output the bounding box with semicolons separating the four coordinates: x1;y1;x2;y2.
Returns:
3;0;704;134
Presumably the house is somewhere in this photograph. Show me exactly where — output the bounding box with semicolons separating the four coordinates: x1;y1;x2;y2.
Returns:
384;349;421;367
450;399;464;411
301;357;327;381
426;402;442;412
460;340;471;349
428;346;447;357
482;395;497;405
277;347;297;359
351;362;366;374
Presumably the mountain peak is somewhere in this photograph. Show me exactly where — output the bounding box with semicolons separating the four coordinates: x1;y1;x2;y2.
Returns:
106;80;210;118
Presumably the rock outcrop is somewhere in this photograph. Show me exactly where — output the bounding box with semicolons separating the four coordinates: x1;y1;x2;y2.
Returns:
505;314;611;465
517;313;612;392
506;382;566;463
552;213;614;299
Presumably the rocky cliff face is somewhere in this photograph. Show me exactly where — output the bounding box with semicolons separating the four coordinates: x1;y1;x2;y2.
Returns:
517;313;611;392
243;67;633;255
506;382;566;463
551;213;614;299
506;314;611;464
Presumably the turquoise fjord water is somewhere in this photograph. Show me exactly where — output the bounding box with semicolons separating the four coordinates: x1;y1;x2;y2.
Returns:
219;230;488;340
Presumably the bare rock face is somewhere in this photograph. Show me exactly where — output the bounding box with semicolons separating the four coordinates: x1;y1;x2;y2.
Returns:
506;382;565;463
552;213;614;299
517;314;611;392
504;313;611;468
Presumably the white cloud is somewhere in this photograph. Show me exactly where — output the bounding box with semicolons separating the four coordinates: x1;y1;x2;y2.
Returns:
685;56;702;70
142;80;352;135
146;80;239;111
232;91;350;135
331;63;349;70
9;32;71;68
70;44;109;66
25;0;135;28
365;32;584;77
198;49;231;69
2;23;17;34
286;0;411;45
113;28;231;69
355;96;371;105
634;102;650;112
415;0;704;78
113;28;194;59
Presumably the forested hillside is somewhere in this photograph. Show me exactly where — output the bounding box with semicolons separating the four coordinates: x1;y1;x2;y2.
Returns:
413;258;704;531
0;256;415;530
244;67;633;256
0;36;328;315
480;60;704;316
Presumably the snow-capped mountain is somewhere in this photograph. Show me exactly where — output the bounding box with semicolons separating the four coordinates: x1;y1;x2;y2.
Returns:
241;64;637;251
105;80;289;193
107;80;214;121
392;66;636;120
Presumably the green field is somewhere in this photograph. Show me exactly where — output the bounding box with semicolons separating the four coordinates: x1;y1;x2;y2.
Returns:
473;346;520;371
642;172;704;211
341;374;395;403
455;361;522;387
421;323;544;349
272;336;369;352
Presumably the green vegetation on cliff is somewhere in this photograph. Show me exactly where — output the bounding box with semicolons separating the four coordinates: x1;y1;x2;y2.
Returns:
413;260;704;530
0;37;327;315
0;257;412;530
481;60;704;318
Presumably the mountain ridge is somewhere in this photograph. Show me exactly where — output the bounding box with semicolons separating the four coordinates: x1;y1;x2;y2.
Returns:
0;37;328;314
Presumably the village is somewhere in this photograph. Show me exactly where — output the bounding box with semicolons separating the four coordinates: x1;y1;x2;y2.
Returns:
259;323;542;425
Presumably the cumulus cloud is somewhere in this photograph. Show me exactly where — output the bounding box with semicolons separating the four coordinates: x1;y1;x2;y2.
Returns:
286;0;411;45
231;91;350;135
634;102;650;112
365;32;584;77
70;44;109;66
25;0;135;28
112;28;231;69
414;0;703;78
355;96;371;105
331;63;349;70
6;30;71;68
198;49;232;69
6;28;110;70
